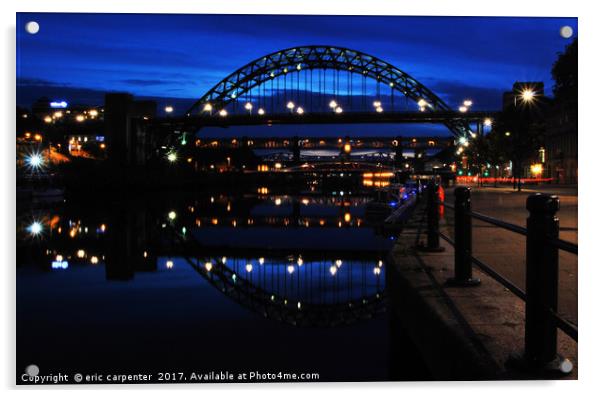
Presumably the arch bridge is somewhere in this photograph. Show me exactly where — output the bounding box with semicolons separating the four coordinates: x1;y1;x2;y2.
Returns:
172;45;493;138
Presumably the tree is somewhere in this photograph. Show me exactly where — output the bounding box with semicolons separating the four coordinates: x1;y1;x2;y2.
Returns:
552;38;577;111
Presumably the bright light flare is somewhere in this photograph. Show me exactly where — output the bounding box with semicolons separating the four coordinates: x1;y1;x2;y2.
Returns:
166;151;178;163
28;221;43;236
26;153;44;169
521;89;535;102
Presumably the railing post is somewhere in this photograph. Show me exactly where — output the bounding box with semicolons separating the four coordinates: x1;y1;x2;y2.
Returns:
520;193;572;373
447;186;480;286
424;181;444;252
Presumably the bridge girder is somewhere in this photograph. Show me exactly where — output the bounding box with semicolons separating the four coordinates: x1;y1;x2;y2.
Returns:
186;45;473;138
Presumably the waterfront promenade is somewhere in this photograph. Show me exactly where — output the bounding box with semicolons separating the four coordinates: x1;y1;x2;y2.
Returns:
387;185;577;379
444;185;577;325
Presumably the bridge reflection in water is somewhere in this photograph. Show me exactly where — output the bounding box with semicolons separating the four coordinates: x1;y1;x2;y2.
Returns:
16;182;431;381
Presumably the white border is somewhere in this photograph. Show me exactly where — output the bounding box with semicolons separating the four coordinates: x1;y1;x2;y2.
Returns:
2;1;601;397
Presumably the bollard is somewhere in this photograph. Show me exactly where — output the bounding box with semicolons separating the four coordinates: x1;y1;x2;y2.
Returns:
424;181;444;252
447;186;480;286
520;193;572;373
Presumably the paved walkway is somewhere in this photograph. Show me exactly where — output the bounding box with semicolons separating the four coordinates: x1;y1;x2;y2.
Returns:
442;185;577;324
388;199;577;379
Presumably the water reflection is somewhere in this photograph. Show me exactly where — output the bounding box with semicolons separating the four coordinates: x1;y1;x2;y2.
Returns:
16;183;426;380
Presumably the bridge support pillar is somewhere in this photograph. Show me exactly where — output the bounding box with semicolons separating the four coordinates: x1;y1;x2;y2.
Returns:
104;93;156;168
291;136;301;164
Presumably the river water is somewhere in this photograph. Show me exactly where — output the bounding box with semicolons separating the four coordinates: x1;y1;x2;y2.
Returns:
16;181;431;383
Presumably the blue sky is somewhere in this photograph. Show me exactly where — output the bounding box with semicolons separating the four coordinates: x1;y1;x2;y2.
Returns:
16;13;577;136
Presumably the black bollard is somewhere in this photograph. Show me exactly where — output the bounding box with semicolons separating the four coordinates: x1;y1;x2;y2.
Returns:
423;181;444;252
521;193;572;373
447;186;480;286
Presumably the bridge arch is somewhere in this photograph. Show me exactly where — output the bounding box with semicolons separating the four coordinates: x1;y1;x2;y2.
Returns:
187;45;472;137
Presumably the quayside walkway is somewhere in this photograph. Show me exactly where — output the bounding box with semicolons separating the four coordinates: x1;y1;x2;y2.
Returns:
387;191;577;380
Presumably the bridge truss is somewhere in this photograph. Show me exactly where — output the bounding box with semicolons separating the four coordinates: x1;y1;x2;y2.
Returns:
186;45;474;138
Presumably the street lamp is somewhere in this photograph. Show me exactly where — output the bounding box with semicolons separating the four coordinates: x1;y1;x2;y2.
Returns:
375;106;383;113
296;107;304;115
463;99;473;107
203;103;212;112
520;89;535;103
335;106;343;114
164;105;174;114
459;106;468;113
167;151;178;163
244;102;253;115
286;101;295;112
329;100;338;110
484;118;493;127
219;109;228;117
257;108;265;115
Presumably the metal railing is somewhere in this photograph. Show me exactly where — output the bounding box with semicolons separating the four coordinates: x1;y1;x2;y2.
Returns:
423;182;577;374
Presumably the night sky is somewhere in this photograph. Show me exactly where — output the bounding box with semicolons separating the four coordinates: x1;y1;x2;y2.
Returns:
16;13;577;137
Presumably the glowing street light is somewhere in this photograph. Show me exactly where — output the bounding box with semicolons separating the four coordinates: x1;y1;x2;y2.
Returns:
43;116;52;123
167;151;178;163
375;106;383;113
458;106;468;113
168;210;177;220
257;108;265;115
329;100;338;109
484;118;493;127
219;109;228;117
244;102;253;114
203;103;213;112
296;106;304;115
28;221;43;236
373;101;382;108
245;263;253;273
463;99;473;107
75;114;85;122
520;89;535;103
26;152;44;169
334;106;343;114
286;101;295;112
417;99;428;108
164;105;174;114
